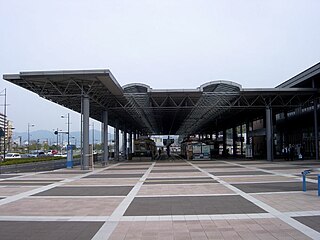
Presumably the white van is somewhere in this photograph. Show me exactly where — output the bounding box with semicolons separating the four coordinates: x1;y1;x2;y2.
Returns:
5;153;21;159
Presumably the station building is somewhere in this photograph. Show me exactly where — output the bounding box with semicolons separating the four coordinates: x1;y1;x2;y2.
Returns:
3;62;320;168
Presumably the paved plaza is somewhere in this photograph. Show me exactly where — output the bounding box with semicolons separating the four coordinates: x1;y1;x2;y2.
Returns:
0;159;319;239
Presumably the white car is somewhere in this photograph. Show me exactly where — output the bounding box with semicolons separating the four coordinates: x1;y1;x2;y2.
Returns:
5;153;22;159
53;153;67;157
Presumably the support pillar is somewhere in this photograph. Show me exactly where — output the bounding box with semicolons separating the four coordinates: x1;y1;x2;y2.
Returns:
115;121;119;161
82;95;90;170
233;127;237;156
313;80;319;161
134;132;137;141
246;120;253;158
129;131;132;157
123;128;127;160
102;110;108;165
223;129;227;156
240;125;244;156
246;122;250;145
314;100;319;161
266;106;273;161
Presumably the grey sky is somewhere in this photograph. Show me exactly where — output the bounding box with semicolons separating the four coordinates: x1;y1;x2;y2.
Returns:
1;0;320;133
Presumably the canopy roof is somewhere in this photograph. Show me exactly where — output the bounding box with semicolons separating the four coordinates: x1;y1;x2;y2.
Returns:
4;64;319;135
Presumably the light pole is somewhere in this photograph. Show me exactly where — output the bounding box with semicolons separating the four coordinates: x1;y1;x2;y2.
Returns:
92;122;94;151
18;136;22;146
61;113;70;146
27;123;35;153
54;128;63;153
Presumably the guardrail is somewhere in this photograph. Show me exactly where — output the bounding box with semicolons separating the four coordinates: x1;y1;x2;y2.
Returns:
301;169;320;196
0;158;81;174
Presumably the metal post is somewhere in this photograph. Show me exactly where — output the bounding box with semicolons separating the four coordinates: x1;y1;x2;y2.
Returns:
266;106;273;161
122;127;127;160
318;174;320;196
28;124;30;154
223;129;227;156
56;128;59;152
3;89;6;161
312;80;319;161
67;113;70;146
233;127;237;156
103;110;108;165
134;131;137;141
302;174;307;192
115;121;119;161
240;124;244;156
92;122;94;152
82;95;90;170
27;123;34;154
129;131;132;156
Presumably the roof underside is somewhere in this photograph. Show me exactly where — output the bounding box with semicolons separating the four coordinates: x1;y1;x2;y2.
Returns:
3;68;319;135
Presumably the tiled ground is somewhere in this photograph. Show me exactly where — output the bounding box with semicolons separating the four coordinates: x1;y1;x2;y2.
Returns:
0;158;319;239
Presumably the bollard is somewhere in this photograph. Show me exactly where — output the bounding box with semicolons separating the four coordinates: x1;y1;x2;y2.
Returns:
318;174;320;197
301;170;311;192
303;174;307;192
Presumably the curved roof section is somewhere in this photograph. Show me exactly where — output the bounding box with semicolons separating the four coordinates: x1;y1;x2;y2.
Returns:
123;83;151;93
199;80;242;92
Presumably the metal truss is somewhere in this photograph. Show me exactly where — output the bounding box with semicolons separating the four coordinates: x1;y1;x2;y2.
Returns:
123;93;157;133
4;71;317;136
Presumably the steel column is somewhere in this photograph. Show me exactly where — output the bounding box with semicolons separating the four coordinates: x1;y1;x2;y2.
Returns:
115;121;119;161
223;129;227;156
246;122;250;145
82;95;90;170
233;127;237;156
240;125;244;156
123;128;127;160
134;132;137;141
313;80;319;160
103;110;108;165
129;131;132;155
266;106;273;161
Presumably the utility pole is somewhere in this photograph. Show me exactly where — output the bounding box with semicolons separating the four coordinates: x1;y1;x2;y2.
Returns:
28;123;35;153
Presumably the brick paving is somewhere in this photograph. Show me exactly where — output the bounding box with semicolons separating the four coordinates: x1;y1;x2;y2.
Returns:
0;159;319;239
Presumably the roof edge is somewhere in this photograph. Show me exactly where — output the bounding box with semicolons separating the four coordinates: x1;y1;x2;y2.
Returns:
276;62;320;88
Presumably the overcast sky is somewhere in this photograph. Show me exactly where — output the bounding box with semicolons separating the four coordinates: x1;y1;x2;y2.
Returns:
1;0;320;133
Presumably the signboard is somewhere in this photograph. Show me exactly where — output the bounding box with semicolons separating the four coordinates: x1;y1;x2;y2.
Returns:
163;138;174;146
246;144;252;158
202;145;210;155
66;145;73;168
193;144;202;154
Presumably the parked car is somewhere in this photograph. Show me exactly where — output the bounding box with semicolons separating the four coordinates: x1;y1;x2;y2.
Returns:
46;150;58;156
28;150;45;158
5;153;22;159
53;153;67;157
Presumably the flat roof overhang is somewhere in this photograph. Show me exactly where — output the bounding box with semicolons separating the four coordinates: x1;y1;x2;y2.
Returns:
276;62;320;89
3;68;319;135
3;70;145;131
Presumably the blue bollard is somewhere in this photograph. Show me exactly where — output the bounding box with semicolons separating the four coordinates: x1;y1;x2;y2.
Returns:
318;174;320;197
66;145;73;168
301;170;311;192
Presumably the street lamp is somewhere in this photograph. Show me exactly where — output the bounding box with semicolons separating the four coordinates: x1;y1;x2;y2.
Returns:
61;113;70;146
27;123;35;153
